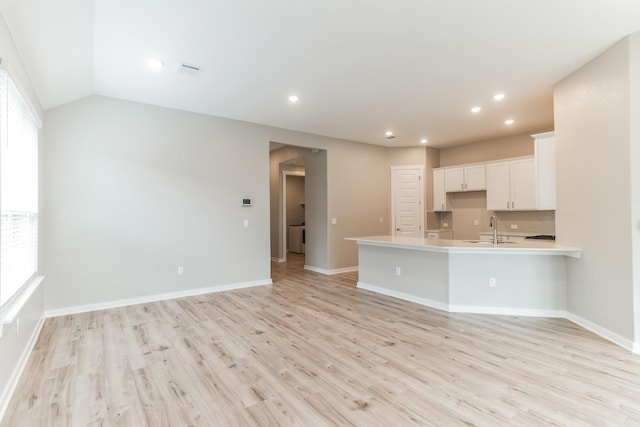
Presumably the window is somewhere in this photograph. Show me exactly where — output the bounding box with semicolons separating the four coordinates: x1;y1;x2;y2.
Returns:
0;70;39;307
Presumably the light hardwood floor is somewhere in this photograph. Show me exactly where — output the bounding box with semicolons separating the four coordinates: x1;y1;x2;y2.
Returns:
3;253;640;426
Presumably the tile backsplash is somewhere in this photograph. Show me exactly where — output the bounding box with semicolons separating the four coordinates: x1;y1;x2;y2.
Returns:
494;210;555;235
427;191;555;240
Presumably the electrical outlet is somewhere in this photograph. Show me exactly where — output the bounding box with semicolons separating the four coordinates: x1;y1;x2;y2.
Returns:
243;219;249;227
442;222;449;228
489;277;496;288
510;224;518;230
379;217;383;224
331;218;338;225
395;266;401;276
178;266;184;276
473;219;479;226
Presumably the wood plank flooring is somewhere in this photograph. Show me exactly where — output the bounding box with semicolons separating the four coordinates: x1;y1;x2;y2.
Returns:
3;253;640;426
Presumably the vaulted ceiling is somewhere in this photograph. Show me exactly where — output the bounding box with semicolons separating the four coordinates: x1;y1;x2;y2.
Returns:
2;0;640;147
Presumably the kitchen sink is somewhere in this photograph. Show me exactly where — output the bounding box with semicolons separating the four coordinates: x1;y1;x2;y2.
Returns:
463;240;516;244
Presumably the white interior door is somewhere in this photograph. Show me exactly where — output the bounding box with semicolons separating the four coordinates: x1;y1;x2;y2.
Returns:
391;166;424;237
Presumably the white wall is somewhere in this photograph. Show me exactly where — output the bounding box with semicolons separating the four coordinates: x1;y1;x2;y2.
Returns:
554;33;638;348
0;14;45;420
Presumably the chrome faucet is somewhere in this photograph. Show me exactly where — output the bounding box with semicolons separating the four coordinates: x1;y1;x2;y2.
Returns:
489;215;498;244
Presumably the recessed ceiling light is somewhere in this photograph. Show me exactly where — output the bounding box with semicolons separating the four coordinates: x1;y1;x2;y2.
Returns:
493;93;506;101
288;95;299;103
147;59;165;70
470;106;481;113
504;119;515;125
420;139;428;144
385;131;393;137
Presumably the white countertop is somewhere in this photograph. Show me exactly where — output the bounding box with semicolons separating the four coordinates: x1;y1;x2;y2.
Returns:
346;235;581;258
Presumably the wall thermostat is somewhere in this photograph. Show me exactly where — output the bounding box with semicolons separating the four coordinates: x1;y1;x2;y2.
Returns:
242;198;253;206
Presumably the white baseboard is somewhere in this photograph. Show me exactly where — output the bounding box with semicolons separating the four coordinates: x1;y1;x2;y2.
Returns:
304;265;358;275
0;315;45;422
449;305;566;318
566;312;639;354
271;257;285;263
357;282;449;312
358;282;639;353
44;279;272;318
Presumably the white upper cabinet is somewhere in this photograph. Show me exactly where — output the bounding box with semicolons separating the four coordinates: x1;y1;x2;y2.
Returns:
444;167;464;192
510;158;536;210
433;169;447;211
434;133;555;212
464;164;486;191
486;158;536;211
444;164;485;192
486;162;510;210
533;132;556;210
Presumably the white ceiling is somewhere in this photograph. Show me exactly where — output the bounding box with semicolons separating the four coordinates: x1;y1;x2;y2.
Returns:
2;0;640;148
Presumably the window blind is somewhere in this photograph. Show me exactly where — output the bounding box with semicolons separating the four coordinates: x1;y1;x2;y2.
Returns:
0;70;39;307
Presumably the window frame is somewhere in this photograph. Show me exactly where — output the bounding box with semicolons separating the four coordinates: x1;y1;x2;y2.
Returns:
0;67;43;337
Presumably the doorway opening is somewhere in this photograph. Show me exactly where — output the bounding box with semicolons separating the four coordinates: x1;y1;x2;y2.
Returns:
282;170;305;263
269;143;327;272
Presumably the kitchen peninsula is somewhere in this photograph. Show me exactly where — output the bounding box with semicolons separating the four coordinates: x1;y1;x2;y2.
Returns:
347;236;581;317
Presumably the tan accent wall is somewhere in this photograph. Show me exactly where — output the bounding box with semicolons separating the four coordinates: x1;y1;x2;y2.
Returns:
439;132;541;167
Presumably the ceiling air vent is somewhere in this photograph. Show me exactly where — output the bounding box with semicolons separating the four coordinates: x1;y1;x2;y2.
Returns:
177;63;202;77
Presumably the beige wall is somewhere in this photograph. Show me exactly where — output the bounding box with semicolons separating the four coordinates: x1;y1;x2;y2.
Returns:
327;143;389;270
554;33;638;347
387;146;426;166
439;132;540;167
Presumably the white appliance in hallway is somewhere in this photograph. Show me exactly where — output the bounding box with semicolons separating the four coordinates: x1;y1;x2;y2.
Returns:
288;225;305;254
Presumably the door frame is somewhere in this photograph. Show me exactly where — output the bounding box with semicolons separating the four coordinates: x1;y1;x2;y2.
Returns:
390;165;425;237
281;170;306;262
